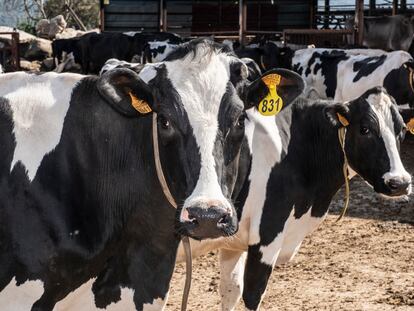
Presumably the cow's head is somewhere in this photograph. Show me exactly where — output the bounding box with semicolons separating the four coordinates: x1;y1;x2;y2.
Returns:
98;39;304;240
262;42;294;70
384;60;414;107
325;87;411;197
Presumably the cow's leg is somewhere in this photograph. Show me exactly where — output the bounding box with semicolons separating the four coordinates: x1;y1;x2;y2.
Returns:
242;233;284;311
219;249;246;311
31;284;67;311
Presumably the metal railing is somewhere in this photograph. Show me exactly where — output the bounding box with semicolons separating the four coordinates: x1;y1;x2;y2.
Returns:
283;28;354;48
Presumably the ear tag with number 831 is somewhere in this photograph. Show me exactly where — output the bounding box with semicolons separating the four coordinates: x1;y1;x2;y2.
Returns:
258;74;283;116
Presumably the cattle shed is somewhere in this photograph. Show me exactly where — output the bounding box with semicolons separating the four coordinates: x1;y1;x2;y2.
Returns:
100;0;414;46
100;0;314;38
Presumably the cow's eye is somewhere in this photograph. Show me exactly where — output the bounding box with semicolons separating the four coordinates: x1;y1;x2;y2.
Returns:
360;126;370;135
158;115;170;130
236;115;245;129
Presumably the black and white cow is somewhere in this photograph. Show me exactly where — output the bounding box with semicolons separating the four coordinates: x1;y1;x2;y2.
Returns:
0;39;303;310
291;48;414;107
173;86;412;311
143;40;180;63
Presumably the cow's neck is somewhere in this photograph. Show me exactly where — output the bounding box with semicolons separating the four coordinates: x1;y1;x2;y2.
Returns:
280;102;347;217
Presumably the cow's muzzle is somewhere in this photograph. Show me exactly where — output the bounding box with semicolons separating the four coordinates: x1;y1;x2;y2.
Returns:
179;204;238;240
384;176;412;196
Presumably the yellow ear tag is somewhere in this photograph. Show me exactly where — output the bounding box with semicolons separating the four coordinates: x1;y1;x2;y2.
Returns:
336;113;349;127
407;118;414;135
258;74;283;116
129;92;152;114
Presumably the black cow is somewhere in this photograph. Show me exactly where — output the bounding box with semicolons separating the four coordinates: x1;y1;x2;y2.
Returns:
52;37;81;67
347;14;414;52
175;87;411;310
53;32;183;74
0;39;303;310
235;42;296;72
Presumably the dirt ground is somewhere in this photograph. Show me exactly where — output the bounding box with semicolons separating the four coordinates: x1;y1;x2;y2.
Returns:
167;136;414;310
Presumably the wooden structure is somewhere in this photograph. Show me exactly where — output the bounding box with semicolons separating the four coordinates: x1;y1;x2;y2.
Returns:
285;0;414;47
100;0;414;47
0;32;20;71
100;0;313;43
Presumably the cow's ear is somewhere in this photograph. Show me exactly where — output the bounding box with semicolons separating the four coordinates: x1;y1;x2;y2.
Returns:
324;103;350;128
97;68;154;117
242;69;305;115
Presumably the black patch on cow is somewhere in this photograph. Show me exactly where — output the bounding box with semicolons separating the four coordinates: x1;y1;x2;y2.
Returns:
153;44;166;55
232;138;251;221
310;50;349;98
292;62;303;75
243;244;273;310
0;97;16;178
384;65;414;107
213;82;245;225
352;55;387;82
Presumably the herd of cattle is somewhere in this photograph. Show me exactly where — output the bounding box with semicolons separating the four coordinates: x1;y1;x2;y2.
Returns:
0;25;413;311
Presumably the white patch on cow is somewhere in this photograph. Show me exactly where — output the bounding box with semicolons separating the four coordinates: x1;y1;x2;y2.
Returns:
54;278;137;310
222;39;234;51
100;58;133;75
139;63;160;83
100;58;142;75
0;63;3;73
276;207;327;265
0;72;83;181
0;277;44;311
143;297;167;311
258;206;327;267
123;31;140;37
219;249;246;311
243;110;283;245
246;43;259;48
259;232;284;266
366;92;412;192
163;46;235;218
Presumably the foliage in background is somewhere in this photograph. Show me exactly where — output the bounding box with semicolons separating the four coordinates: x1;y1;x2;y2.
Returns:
44;0;100;29
1;0;99;29
16;20;37;34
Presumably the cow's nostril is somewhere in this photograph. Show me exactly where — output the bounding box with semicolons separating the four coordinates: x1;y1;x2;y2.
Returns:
389;182;399;190
218;214;230;225
387;178;405;190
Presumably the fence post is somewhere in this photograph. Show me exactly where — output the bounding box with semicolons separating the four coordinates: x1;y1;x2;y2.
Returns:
355;0;364;46
239;0;246;46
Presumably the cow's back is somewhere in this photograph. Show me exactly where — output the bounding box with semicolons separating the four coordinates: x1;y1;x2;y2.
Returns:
335;50;412;101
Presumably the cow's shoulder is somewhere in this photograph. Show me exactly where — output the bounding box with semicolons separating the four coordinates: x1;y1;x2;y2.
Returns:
0;72;84;181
